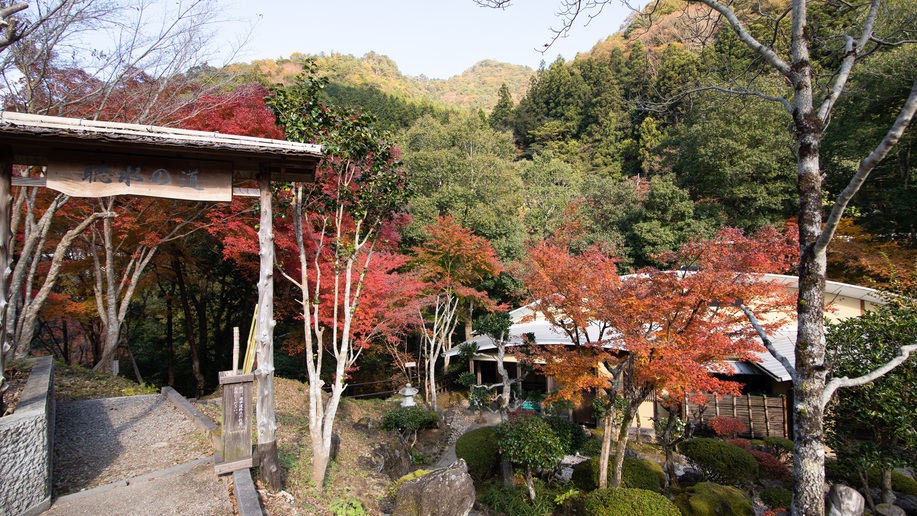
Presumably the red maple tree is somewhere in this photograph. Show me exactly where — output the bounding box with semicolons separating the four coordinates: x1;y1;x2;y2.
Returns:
519;225;798;488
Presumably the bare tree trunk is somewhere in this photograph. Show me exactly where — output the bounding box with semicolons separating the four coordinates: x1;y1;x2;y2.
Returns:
881;467;895;504
525;466;536;501
173;256;204;398
164;283;175;387
598;409;614;489
125;342;143;385
610;403;639;488
496;339;512;421
661;410;680;488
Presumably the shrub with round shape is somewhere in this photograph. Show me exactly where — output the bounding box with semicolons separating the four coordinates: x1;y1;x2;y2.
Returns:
583;487;680;516
708;416;747;438
763;436;793;459
679;438;759;486
675;482;754;516
571;456;665;492
867;469;917;497
727;438;751;450
750;449;791;482
761;486;792;510
455;426;499;481
381;406;439;437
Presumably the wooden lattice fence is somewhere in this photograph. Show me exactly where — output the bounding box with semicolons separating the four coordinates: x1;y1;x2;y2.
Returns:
682;393;789;438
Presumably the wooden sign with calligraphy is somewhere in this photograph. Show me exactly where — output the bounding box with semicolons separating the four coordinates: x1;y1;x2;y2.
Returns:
46;151;232;201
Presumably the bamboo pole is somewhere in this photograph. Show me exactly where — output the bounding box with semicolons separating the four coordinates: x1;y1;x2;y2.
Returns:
242;306;258;374
232;327;239;375
746;395;754;438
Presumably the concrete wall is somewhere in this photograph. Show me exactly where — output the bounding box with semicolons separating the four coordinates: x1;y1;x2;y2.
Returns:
0;356;54;516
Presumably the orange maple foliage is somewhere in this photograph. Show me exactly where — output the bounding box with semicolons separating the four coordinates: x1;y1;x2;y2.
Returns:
826;218;917;290
520;225;798;407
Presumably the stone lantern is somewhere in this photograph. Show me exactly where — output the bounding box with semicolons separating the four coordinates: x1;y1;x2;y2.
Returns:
399;383;419;407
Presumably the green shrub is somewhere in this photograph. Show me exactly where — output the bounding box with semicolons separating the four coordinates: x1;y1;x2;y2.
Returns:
824;462;917;496
680;438;759;485
381;406;439;436
763;436;794;455
866;470;917;497
824;458;850;483
496;415;565;472
581;438;603;457
583;488;680;516
455;426;499;481
571;456;664;492
761;487;793;510
544;415;588;454
675;482;754;516
478;479;557;516
328;496;366;516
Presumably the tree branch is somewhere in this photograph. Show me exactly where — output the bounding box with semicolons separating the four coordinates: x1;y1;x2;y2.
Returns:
822;344;917;409
816;0;880;122
816;78;917;254
691;0;791;76
736;302;798;382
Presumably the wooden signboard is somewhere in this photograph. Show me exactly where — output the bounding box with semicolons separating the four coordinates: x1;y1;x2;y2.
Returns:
215;370;255;475
46;151;232;202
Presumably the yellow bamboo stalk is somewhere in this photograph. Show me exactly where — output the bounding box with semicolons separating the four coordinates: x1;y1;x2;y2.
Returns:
242;305;258;374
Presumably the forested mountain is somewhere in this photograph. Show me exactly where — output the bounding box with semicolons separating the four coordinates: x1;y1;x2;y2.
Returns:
228;51;533;116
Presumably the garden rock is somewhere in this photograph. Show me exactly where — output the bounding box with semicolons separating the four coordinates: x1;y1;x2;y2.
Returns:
392;459;475;516
876;503;907;516
827;484;865;516
364;436;412;480
678;468;704;487
353;417;375;432
895;494;917;516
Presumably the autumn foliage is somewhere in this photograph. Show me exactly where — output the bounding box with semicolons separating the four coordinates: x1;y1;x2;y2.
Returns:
710;416;749;438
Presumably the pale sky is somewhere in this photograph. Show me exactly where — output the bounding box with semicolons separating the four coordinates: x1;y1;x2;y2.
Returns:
230;0;637;79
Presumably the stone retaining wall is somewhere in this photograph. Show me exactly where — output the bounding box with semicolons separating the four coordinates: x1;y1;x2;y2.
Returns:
0;356;54;516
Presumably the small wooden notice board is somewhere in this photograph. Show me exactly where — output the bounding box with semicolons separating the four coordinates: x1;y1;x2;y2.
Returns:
214;371;255;475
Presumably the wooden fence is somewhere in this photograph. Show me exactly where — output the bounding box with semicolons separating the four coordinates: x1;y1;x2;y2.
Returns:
683;393;789;438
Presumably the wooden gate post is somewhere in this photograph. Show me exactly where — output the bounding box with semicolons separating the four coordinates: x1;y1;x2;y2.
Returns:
254;168;280;489
0;147;11;410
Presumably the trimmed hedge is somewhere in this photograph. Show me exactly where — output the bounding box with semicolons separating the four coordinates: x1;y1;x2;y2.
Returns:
455;426;499;481
763;436;793;456
824;462;917;497
680;438;759;485
583;488;680;516
381;406;439;434
750;450;791;482
572;456;665;492
675;482;754;516
761;486;793;510
867;470;917;497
